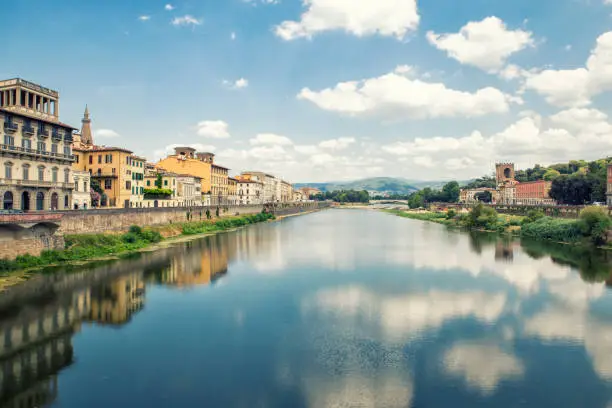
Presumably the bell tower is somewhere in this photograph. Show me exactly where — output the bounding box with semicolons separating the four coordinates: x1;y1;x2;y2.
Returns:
80;105;93;146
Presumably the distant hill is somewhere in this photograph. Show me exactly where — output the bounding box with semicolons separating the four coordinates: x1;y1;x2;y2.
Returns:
295;177;419;194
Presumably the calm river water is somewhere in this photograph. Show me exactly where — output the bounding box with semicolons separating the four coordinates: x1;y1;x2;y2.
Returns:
3;209;612;407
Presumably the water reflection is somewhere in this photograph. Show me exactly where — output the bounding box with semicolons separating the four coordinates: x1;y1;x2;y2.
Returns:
2;210;612;406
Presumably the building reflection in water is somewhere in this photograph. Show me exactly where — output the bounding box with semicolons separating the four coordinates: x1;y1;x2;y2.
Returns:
87;273;146;326
150;234;233;288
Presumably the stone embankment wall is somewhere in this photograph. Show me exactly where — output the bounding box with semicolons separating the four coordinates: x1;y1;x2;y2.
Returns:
59;205;264;234
449;203;599;219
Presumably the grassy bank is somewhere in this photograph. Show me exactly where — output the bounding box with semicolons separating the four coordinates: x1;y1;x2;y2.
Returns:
385;204;611;247
0;212;275;274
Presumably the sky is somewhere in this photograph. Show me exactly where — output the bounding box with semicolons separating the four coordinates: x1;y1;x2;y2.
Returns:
3;0;612;182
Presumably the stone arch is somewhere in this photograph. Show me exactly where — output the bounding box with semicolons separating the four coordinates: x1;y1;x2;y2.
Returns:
36;191;45;211
64;195;69;209
51;193;59;210
21;191;30;211
3;191;13;210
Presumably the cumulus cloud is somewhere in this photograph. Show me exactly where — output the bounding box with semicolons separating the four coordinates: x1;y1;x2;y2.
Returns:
94;129;120;138
318;137;356;151
164;4;175;10
250;133;293;146
275;0;419;40
524;31;612;107
427;16;534;72
298;68;516;119
194;120;230;139
138;15;151;21
171;15;202;26
223;78;249;89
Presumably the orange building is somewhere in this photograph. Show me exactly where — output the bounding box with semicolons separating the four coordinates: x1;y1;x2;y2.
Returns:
515;180;555;205
607;164;612;206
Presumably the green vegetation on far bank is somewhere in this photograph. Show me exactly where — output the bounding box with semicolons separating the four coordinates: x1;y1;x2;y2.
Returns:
0;212;276;275
385;204;612;247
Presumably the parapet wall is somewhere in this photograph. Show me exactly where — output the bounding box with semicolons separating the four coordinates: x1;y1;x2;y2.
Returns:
59;205;264;234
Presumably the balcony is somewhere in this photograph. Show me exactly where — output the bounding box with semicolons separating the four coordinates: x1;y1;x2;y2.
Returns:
91;172;119;178
4;122;18;133
38;128;49;137
0;144;75;161
51;130;61;140
23;126;35;135
0;178;56;188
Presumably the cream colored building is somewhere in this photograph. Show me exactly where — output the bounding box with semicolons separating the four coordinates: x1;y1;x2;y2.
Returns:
72;170;91;209
281;180;293;203
0;78;77;211
228;177;238;205
293;190;304;202
236;175;263;205
177;175;202;206
241;171;277;203
72;107;146;208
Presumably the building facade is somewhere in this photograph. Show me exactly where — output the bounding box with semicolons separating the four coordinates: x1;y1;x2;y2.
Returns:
0;79;76;212
236;176;263;205
607;164;612;206
515;180;555;205
280;180;293;203
72;170;91;209
459;187;495;204
71;108;145;208
241;171;277;203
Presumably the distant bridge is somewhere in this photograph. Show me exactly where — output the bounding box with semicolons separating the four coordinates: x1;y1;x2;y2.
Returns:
369;200;408;205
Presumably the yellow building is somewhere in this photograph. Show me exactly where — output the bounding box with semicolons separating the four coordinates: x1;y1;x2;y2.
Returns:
157;147;231;206
88;273;145;326
228;176;238;205
71;107;145;208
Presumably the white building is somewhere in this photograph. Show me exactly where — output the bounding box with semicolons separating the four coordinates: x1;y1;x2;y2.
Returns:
72;170;91;209
236;176;263;205
241;171;276;203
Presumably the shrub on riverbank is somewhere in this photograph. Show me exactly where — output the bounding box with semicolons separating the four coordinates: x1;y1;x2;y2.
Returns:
181;212;275;235
520;217;583;243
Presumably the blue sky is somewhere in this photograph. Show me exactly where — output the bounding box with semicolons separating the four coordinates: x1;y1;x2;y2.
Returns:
3;0;612;182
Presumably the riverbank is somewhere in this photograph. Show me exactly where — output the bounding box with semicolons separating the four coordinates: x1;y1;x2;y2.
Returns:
384;205;611;248
0;212;276;287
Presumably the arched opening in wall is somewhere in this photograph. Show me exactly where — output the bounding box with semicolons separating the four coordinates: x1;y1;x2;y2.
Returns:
51;193;58;210
74;202;79;210
3;191;13;210
64;195;69;209
36;192;45;211
154;200;158;208
21;192;30;211
504;168;511;179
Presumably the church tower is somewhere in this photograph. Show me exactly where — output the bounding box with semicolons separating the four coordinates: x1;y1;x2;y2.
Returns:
80;105;93;146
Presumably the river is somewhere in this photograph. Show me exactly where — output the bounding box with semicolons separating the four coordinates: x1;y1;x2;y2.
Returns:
2;209;612;407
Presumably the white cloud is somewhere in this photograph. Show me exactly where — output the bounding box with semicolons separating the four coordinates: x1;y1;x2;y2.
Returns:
524;31;612;107
94;129;120;138
413;155;436;168
138;15;151;21
231;32;237;40
244;0;280;5
427;16;534;72
171;15;202;26
443;342;524;395
275;0;419;41
250;133;293;146
195;120;230;139
298;69;515;119
294;145;320;155
318;137;355;151
164;4;175;10
223;78;249;90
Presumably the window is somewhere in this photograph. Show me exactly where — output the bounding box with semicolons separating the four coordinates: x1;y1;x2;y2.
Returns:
97;169;101;176
126;181;131;190
4;135;14;146
38;122;45;134
126;157;130;165
112;168;116;175
4;162;12;179
84;181;88;191
104;179;112;189
64;195;69;208
75;155;79;163
146;180;150;186
105;154;112;163
64;169;70;183
64;146;70;156
38;166;45;181
52;168;58;182
164;180;168;186
74;181;79;191
37;141;45;152
3;191;13;210
22;165;29;180
89;155;93;164
140;187;143;194
51;143;58;154
131;187;134;194
21;138;31;149
98;155;101;164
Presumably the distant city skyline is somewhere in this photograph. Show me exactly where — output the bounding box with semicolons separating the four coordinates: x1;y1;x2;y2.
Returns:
3;0;612;182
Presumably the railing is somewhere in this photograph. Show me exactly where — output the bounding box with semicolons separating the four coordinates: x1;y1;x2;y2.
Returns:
51;130;61;140
23;126;35;134
0;144;75;161
38;128;49;137
4;122;18;132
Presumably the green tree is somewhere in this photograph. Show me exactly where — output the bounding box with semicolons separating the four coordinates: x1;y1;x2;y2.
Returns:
474;191;492;203
442;181;460;203
155;174;163;189
579;206;611;245
543;168;561;181
549;174;594;205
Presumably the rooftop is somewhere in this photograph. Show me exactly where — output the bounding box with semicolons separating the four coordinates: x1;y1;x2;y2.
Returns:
0;107;76;130
0;78;59;97
73;145;133;154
